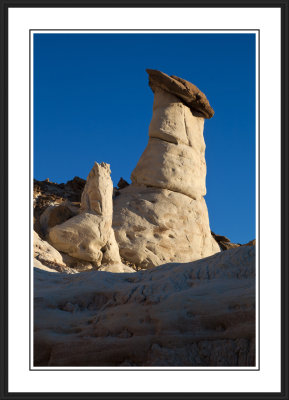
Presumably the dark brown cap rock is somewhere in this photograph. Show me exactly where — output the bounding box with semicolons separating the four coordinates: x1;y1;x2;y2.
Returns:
146;69;214;119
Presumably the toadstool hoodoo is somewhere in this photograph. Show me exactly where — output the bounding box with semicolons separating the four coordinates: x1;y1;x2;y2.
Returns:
113;69;220;269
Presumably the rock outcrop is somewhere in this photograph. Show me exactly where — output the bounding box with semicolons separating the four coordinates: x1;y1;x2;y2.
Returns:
48;212;111;264
48;162;132;271
39;204;78;237
33;231;77;273
80;162;113;216
33;176;85;238
113;69;220;269
34;245;255;367
211;232;256;251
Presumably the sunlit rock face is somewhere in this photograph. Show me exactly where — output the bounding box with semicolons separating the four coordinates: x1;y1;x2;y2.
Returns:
48;162;131;272
113;69;220;269
131;89;207;199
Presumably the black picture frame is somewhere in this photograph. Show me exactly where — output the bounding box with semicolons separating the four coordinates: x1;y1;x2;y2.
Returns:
0;0;288;399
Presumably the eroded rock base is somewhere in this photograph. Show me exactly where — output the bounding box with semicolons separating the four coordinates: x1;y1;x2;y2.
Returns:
113;185;220;269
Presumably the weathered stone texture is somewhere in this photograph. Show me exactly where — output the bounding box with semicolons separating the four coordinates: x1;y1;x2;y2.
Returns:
113;71;219;268
34;246;255;366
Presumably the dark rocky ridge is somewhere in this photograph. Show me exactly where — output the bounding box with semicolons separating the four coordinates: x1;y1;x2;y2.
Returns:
33;177;85;238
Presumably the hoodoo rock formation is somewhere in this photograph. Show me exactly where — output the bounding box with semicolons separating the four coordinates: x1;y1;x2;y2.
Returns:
33;69;256;367
113;69;220;269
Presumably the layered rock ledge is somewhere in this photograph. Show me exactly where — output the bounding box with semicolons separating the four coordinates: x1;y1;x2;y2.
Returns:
34;245;255;367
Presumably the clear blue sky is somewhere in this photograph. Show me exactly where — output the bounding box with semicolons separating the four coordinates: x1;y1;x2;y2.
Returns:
34;33;256;244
